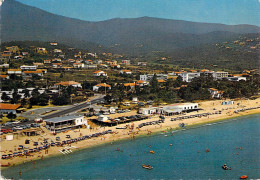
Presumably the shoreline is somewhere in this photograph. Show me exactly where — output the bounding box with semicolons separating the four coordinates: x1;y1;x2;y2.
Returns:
1;99;260;169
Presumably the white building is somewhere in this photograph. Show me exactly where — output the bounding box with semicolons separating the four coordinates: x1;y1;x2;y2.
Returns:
54;81;82;88
93;70;107;77
7;69;22;75
93;83;111;91
139;107;157;115
140;74;168;81
226;77;247;81
179;72;200;82
44;115;87;133
120;70;132;75
20;65;37;70
208;88;224;98
213;71;229;80
73;63;85;68
139;103;199;116
53;49;62;53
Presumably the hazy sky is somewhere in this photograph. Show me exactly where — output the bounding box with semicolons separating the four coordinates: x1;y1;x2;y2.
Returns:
16;0;260;26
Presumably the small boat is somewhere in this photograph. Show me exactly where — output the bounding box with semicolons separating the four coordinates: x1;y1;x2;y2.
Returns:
142;164;153;170
150;150;155;154
222;165;231;170
206;148;210;153
240;175;247;179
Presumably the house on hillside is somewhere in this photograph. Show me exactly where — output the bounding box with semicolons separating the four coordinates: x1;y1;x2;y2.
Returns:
73;63;85;68
50;42;58;46
36;47;47;54
0;103;21;114
120;70;132;75
208;88;224;98
53;49;62;53
0;75;9;80
0;64;9;69
179;72;200;82
136;80;149;87
20;65;37;70
6;46;19;53
93;83;111;91
54;81;82;88
124;83;136;89
7;69;22;75
121;60;130;65
52;63;62;68
93;70;107;77
44;59;52;64
22;70;44;78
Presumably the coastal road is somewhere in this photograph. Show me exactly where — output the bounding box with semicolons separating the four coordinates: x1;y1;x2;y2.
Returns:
42;95;105;120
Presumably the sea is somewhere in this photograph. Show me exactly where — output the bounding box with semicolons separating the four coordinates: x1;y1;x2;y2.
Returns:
2;114;260;180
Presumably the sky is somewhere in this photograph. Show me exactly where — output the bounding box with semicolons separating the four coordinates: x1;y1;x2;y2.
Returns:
15;0;260;26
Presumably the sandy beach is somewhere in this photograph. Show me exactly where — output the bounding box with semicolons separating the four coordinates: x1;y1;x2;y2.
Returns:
1;98;259;168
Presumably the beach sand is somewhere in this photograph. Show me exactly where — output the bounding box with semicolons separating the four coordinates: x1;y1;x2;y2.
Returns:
1;98;259;168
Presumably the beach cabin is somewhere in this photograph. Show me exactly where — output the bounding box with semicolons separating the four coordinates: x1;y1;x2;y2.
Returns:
44;115;87;133
139;107;157;115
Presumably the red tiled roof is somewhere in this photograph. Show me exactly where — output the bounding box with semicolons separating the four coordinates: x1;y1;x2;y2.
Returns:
24;70;43;74
0;75;8;78
0;103;20;110
96;83;111;88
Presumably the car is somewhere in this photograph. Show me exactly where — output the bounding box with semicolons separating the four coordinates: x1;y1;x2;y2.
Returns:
25;124;31;128
74;103;79;106
4;122;13;126
21;119;29;123
1;129;13;134
31;123;40;128
20;125;27;129
125;109;130;112
13;126;23;130
103;112;110;115
12;121;21;124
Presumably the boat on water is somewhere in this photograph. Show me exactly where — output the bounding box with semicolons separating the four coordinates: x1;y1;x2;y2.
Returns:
240;175;247;179
205;148;210;153
142;164;153;170
222;164;231;170
150;150;155;154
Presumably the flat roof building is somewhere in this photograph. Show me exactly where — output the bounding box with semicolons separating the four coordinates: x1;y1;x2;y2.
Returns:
44;115;87;133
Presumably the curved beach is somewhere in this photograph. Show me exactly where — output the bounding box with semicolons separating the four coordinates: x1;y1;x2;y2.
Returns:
1;98;259;168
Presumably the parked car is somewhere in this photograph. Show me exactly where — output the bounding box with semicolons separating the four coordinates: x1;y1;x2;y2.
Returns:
1;129;13;134
31;123;40;128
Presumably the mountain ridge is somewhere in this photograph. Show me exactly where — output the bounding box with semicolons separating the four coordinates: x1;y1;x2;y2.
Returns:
1;0;260;54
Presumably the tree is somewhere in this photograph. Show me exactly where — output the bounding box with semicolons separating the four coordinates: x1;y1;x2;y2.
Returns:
24;89;30;98
150;74;159;93
11;89;21;104
104;94;112;104
7;112;17;120
1;92;10;102
21;98;27;107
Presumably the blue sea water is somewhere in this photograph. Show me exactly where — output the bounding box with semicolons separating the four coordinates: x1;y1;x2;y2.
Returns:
2;114;260;179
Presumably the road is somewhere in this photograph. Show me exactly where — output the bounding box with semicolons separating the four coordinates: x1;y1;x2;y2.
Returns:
42;95;105;120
